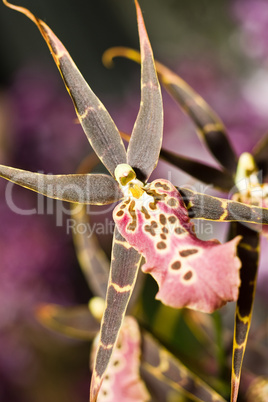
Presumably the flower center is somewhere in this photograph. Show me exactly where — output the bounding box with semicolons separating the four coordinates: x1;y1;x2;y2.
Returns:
114;163;145;199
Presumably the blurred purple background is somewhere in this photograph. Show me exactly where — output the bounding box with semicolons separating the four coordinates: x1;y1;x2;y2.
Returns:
0;0;268;400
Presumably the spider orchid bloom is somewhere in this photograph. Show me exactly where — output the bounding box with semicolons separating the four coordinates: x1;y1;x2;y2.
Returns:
37;190;227;402
102;46;268;402
2;1;268;401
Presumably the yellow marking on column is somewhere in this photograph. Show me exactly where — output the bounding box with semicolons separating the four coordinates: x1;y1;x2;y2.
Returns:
219;200;228;221
113;239;133;249
110;282;132;293
50;47;68;60
97;104;106;111
239;242;259;252
79;106;96;120
236;310;250;324
158;350;170;372
99;341;114;350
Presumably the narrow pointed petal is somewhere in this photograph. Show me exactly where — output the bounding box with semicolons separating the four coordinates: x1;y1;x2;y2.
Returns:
127;1;163;182
160;148;234;191
71;152;109;297
3;1;127;176
72;205;110;298
36;304;100;340
0;164;123;204
90;228;142;402
114;179;241;313
178;187;268;225
72;153;145;308
120;131;234;192
230;223;260;402
103;46;237;173
141;332;227;402
91;317;150;402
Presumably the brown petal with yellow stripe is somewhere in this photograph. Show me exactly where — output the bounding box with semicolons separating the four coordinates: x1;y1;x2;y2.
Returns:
229;223;260;402
90;228;142;402
120;131;235;192
103;46;237;173
3;0;127;177
141;331;227;402
160;148;234;192
0;164;123;204
126;0;163;183
178;187;268;226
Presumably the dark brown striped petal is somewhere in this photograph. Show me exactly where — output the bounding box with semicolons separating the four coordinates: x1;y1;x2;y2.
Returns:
179;187;268;225
3;0;127;176
0;164;123;204
141;331;227;402
160;148;234;192
103;46;237;173
90;227;142;402
229;223;260;402
36;304;100;340
126;0;163;183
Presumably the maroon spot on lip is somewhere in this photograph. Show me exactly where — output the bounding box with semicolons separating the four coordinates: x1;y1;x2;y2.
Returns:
179;249;198;257
159;214;167;225
171;261;181;270
168;216;176;224
157;241;166;249
183;271;193;280
116;210;124;217
167;197;177;207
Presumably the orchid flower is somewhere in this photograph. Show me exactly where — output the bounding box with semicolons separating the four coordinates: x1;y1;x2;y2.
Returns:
102;46;268;401
36;152;227;402
2;1;268;401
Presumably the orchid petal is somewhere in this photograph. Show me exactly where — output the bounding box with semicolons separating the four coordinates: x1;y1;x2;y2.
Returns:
72;152;146;308
120;131;234;192
179;187;268;225
230;223;260;402
0;164;123;204
72;205;110;299
141;331;227;402
127;1;163;182
3;0;127;176
114;179;241;313
91;316;150;402
36;304;100;340
103;46;237;173
90;228;142;402
160;148;234;192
